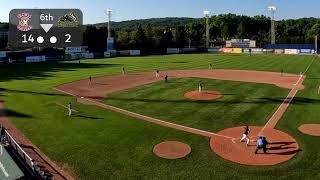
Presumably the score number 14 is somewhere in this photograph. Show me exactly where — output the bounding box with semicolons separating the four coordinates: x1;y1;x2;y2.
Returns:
22;34;72;43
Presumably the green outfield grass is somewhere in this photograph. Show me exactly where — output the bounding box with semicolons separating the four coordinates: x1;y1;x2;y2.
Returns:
105;78;289;132
0;54;319;179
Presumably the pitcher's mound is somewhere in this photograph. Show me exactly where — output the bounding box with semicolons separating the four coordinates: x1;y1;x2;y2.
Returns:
184;90;222;101
298;124;320;136
210;126;299;166
153;141;191;159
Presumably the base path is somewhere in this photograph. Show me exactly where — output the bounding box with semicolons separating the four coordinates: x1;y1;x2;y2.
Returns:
0;100;74;180
56;69;304;100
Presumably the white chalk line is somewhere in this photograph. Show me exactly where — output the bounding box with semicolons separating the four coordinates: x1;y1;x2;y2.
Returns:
259;75;304;136
53;87;236;140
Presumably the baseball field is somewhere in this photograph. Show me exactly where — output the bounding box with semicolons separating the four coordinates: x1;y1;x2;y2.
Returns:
0;54;319;179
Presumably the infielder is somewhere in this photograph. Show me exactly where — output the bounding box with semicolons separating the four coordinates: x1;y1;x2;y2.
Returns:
198;83;202;93
68;102;72;116
240;126;250;146
156;70;160;78
122;67;126;75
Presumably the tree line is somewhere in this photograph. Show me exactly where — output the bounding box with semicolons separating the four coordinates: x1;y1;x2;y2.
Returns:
84;14;320;52
1;14;320;51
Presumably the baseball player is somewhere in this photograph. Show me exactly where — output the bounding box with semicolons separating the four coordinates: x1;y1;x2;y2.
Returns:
240;126;250;146
68;102;72;116
88;76;92;85
255;136;268;154
318;85;320;95
156;70;160;78
122;67;126;75
198;83;202;93
209;63;213;69
164;75;168;83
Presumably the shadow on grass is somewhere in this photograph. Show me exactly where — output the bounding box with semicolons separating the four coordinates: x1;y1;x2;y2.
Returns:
0;87;68;97
0;61;121;82
76;115;103;120
0;109;32;118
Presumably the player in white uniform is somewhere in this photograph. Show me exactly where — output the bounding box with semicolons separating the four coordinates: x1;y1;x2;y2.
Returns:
68;102;72;116
240;126;250;146
198;83;202;93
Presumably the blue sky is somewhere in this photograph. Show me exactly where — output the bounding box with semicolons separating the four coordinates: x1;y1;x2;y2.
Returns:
1;0;319;24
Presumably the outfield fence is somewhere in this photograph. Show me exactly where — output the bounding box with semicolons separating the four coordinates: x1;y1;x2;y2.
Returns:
4;130;34;171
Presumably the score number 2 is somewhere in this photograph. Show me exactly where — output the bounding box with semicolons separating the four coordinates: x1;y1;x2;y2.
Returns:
65;34;71;43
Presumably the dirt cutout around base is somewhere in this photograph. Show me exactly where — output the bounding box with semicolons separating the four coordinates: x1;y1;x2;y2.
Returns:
298;124;320;136
184;90;222;101
153;141;191;159
210;126;299;166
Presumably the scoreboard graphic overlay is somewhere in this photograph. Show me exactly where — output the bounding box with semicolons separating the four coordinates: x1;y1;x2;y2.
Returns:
9;9;83;48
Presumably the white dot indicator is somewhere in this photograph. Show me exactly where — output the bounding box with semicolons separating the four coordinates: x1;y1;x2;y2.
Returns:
50;36;57;44
37;36;44;44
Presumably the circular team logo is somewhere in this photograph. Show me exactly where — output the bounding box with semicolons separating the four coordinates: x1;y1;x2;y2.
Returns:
17;12;33;31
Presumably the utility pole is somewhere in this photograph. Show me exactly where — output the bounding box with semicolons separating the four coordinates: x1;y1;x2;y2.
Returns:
105;9;112;38
268;6;277;44
204;11;210;48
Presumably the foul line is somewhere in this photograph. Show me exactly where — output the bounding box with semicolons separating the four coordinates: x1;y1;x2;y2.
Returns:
259;75;304;135
53;87;235;139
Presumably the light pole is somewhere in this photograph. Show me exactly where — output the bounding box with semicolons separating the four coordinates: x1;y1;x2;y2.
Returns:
105;9;113;38
204;10;210;48
268;6;276;44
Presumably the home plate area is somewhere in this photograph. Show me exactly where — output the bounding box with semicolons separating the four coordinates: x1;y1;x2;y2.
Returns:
210;126;299;166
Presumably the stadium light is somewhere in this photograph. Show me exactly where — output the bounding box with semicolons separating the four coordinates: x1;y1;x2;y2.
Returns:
104;9;113;38
268;6;276;44
203;10;210;48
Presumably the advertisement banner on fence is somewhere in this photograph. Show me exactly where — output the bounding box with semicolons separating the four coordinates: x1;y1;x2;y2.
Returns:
129;50;141;56
274;49;284;54
251;48;263;54
232;48;242;53
182;48;197;52
243;49;250;54
82;53;94;59
0;51;6;58
65;47;84;53
26;56;46;63
207;48;220;53
167;48;180;54
263;49;274;53
299;49;315;54
219;48;233;53
285;49;299;55
104;51;111;58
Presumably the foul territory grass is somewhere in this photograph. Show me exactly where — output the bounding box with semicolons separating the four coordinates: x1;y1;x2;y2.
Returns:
0;54;319;179
105;78;289;132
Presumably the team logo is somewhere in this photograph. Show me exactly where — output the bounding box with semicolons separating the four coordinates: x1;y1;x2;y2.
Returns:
17;13;32;31
58;11;79;28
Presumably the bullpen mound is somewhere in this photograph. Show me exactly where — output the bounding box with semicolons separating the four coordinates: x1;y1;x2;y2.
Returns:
298;124;320;136
153;141;191;159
